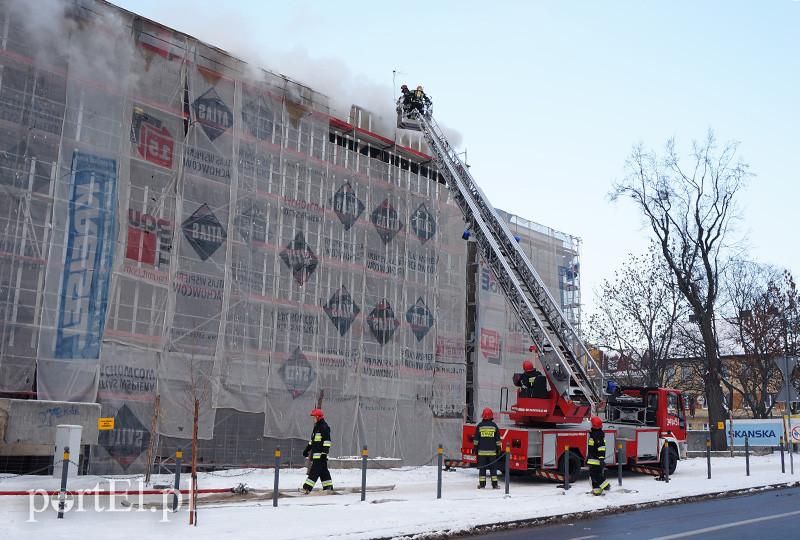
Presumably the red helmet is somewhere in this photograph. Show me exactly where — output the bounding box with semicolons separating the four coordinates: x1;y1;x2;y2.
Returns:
401;84;408;90
482;407;494;421
310;408;324;419
591;416;603;429
522;360;534;372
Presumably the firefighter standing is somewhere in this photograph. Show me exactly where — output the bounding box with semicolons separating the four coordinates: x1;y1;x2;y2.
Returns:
587;416;610;495
301;408;333;494
399;84;412;108
410;85;432;116
473;407;502;489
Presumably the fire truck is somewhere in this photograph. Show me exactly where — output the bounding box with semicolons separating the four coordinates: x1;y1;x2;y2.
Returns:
461;373;688;481
397;100;688;482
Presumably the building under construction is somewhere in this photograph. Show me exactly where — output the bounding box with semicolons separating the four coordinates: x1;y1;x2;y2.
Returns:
0;0;581;473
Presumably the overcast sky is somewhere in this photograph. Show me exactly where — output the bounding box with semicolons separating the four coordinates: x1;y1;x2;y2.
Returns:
115;0;800;317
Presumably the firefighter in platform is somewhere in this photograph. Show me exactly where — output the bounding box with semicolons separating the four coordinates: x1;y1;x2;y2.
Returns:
301;408;333;493
514;359;548;398
410;85;432;116
587;416;610;495
472;407;503;489
399;84;413;109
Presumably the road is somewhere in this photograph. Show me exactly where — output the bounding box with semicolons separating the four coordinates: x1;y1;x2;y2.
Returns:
472;486;800;540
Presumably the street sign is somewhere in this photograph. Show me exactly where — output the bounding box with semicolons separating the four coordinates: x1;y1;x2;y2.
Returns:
98;417;115;431
725;419;783;446
785;415;800;444
774;356;800;403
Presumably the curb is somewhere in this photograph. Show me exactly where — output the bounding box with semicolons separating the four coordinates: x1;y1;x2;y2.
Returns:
383;481;800;540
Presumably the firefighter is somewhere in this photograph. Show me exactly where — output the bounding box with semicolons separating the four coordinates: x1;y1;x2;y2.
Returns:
587;416;610;495
514;360;548;398
399;84;412;109
301;408;333;493
410;85;432;116
472;407;502;489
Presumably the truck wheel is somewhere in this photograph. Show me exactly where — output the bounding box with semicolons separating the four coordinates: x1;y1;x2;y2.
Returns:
660;444;678;475
558;451;582;483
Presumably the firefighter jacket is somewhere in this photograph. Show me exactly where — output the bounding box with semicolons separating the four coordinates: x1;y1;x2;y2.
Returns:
516;369;548;398
303;419;332;460
472;420;502;457
586;427;606;466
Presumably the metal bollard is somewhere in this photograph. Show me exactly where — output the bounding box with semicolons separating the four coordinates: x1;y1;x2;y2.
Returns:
617;442;623;486
436;445;443;499
504;444;510;495
745;436;750;476
173;448;183;512
361;446;368;502
780;437;786;474
273;447;280;508
663;444;670;483
706;438;712;479
563;446;570;491
57;446;70;519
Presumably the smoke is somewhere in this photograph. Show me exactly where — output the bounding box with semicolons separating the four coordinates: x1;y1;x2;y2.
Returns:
117;0;463;147
8;0;138;88
10;0;462;147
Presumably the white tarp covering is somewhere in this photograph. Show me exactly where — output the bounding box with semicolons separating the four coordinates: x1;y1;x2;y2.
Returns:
0;0;466;470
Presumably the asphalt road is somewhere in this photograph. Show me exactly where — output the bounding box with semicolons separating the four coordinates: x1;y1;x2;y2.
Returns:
472;486;800;540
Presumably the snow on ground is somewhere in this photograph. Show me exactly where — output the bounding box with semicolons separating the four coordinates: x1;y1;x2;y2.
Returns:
1;454;797;539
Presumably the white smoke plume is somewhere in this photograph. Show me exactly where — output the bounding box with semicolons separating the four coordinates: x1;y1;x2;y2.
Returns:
8;0;138;88
112;0;463;147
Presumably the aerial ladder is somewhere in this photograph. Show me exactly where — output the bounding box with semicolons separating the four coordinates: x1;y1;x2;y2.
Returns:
397;106;603;410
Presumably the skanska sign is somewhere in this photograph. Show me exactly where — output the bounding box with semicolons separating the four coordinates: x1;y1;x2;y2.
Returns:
724;419;784;446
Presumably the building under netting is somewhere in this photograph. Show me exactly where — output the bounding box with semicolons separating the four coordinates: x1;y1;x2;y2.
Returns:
0;0;581;473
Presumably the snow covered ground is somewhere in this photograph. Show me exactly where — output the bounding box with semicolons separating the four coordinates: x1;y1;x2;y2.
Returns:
1;454;797;539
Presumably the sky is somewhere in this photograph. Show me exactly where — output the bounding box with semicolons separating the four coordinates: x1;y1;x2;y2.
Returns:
114;0;800;316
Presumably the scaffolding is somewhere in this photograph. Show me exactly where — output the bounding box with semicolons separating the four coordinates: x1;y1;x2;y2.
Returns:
0;0;466;472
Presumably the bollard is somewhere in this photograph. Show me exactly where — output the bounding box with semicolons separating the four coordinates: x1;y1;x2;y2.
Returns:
780;437;786;474
504;444;510;495
57;446;70;519
173;448;183;512
663;444;670;483
361;446;368;502
436;445;443;499
706;438;712;479
563;446;570;491
617;442;623;486
273;447;280;508
745;436;750;476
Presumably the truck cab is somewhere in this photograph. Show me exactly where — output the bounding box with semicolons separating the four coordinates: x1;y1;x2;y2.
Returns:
605;386;688;470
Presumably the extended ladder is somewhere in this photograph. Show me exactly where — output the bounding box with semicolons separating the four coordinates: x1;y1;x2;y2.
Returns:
407;109;603;408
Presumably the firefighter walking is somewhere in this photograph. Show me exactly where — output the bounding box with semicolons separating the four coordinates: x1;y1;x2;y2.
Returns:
473;407;503;489
587;416;610;495
301;408;333;494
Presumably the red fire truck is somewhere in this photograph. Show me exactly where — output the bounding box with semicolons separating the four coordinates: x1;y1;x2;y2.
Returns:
460;368;688;481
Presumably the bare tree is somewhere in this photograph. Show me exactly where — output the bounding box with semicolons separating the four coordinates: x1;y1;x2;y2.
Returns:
589;244;686;387
612;130;751;449
721;261;784;418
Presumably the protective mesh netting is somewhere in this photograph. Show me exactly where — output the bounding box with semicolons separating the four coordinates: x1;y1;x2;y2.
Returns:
0;0;466;472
